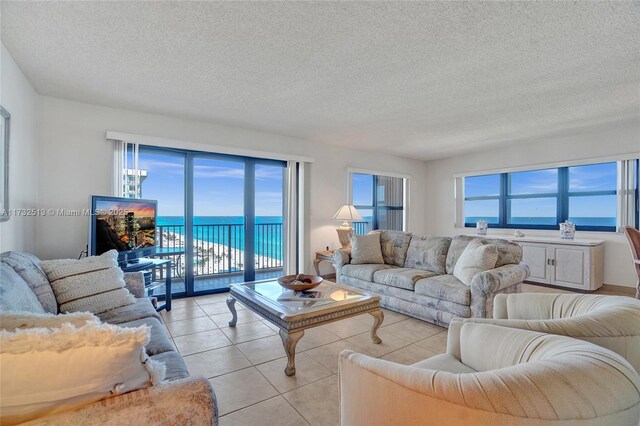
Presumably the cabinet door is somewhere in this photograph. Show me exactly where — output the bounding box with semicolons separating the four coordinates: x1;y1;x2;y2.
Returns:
521;243;552;284
552;247;587;289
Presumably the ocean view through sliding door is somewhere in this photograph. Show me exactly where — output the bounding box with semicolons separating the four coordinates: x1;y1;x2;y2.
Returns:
137;146;286;296
136;147;188;296
191;155;247;293
253;163;285;283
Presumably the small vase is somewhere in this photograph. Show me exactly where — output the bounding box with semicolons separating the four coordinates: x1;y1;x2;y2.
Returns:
560;221;575;240
476;220;488;236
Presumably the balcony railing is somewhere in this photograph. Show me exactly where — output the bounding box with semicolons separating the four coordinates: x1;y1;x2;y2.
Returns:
155;223;283;279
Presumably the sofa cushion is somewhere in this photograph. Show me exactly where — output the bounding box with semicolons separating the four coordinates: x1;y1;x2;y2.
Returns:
453;239;499;286
446;235;522;274
350;233;385;264
150;351;190;382
489;238;523;267
412;353;477;374
120;317;175;356
414;274;471;306
404;236;451;274
342;264;397;282
372;230;412;267
98;298;160;324
0;263;45;314
373;268;438;291
341;276;471;324
40;250;135;314
1;252;58;314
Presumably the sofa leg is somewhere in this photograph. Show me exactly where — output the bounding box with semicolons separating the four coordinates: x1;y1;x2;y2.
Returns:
369;309;384;344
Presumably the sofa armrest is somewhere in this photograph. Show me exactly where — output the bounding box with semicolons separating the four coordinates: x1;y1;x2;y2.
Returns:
469;263;529;318
339;349;465;425
124;272;146;298
25;377;218;425
333;249;351;281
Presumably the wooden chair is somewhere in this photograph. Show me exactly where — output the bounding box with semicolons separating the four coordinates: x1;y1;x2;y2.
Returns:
624;226;640;300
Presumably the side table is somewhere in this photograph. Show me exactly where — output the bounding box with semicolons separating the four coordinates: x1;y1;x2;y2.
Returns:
314;250;336;279
122;258;172;312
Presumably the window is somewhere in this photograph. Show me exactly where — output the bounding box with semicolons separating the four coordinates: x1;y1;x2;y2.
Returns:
464;174;500;224
507;168;558;226
351;173;404;234
567;163;617;228
463;161;629;232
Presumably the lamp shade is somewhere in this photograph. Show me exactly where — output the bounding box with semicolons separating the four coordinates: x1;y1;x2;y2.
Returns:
332;205;363;222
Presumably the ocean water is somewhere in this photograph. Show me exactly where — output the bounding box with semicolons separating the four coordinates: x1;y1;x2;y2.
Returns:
465;217;616;227
157;216;283;259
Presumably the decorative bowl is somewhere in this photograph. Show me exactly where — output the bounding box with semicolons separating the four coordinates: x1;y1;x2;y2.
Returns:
277;274;323;291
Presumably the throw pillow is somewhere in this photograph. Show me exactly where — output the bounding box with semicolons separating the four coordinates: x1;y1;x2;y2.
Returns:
350;233;385;265
453;239;499;286
40;250;135;314
371;230;412;267
0;263;45;314
404;236;452;274
0;312;165;425
1;252;58;314
0;311;97;332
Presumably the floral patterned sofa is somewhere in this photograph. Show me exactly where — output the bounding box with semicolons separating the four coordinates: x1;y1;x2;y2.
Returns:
334;232;529;327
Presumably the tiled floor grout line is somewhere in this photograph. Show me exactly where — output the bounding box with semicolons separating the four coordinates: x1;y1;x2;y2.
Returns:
161;299;452;423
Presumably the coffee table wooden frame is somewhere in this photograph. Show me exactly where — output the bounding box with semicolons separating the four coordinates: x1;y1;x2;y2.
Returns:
227;280;384;376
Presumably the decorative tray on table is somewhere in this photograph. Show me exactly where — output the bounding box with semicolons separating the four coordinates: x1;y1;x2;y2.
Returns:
277;274;323;291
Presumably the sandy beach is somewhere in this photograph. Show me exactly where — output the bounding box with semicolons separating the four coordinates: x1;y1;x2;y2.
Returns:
159;230;282;275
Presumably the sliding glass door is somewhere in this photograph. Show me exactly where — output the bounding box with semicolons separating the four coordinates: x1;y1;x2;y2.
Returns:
137;148;187;297
254;163;285;281
191;156;247;292
137;146;285;296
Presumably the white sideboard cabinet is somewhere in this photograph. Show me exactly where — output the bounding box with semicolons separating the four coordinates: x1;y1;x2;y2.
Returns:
512;237;605;291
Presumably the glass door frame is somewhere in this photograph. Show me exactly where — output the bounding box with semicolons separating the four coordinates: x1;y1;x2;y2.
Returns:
141;145;285;297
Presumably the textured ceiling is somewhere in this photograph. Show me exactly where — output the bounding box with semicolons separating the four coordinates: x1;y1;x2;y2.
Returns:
2;1;639;160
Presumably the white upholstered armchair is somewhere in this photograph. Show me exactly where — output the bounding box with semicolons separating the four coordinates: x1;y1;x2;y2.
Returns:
448;293;640;371
339;322;640;425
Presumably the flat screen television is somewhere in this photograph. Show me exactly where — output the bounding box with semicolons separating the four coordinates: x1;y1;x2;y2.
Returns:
89;195;157;265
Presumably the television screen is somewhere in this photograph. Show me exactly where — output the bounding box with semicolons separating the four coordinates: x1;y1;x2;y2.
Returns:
90;196;157;259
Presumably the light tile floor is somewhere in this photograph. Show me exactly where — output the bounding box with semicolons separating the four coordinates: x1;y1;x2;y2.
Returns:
159;283;634;425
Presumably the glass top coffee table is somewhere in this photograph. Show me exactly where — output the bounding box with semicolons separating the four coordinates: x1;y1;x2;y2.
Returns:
227;279;384;376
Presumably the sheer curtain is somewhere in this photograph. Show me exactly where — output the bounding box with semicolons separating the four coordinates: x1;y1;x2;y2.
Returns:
111;139;140;198
284;161;308;275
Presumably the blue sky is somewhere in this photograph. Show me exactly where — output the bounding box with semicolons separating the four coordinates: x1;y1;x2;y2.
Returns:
138;151;375;219
465;162;617;219
137;151;284;217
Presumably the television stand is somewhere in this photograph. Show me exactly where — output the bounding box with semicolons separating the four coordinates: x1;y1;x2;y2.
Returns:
121;258;172;312
124;259;154;269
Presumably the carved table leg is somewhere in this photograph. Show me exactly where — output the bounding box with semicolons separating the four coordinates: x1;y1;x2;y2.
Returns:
279;329;304;376
369;309;384;344
226;296;237;327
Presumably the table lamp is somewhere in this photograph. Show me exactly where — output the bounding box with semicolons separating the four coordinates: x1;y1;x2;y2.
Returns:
332;205;363;249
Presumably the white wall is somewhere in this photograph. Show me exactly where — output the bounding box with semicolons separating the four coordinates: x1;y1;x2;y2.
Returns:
36;96;428;272
424;120;640;288
0;43;39;253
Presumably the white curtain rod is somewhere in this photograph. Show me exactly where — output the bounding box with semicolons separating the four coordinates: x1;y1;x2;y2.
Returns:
106;131;315;163
453;152;640;178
